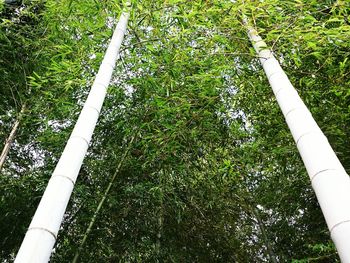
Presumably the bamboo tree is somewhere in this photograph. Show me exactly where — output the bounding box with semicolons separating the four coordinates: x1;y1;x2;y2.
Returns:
155;169;165;257
0;103;26;172
15;7;130;263
244;19;350;262
251;206;277;263
234;192;278;263
72;135;135;263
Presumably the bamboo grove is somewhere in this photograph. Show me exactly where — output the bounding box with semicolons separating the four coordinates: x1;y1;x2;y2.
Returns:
1;0;350;262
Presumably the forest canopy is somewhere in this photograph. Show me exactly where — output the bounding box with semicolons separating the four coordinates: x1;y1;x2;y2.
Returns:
0;0;349;262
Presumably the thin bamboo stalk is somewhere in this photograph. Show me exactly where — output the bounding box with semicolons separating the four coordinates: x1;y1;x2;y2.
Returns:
0;103;26;172
15;10;130;263
72;135;135;263
252;207;277;263
245;21;350;262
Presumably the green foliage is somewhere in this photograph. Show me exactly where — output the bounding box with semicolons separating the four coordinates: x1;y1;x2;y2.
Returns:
0;0;349;262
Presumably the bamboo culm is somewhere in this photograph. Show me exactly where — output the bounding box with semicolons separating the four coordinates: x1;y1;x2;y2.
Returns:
0;103;26;172
245;21;350;262
72;135;135;263
15;11;130;263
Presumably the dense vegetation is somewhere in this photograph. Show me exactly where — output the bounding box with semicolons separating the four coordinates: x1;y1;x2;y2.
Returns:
1;0;349;262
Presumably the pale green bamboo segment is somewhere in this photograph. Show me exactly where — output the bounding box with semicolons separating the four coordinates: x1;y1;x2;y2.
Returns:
14;7;130;263
244;20;350;262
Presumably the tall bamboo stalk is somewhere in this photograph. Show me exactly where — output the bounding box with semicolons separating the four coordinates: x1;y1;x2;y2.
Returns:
15;9;130;263
0;103;26;172
251;207;277;263
155;169;165;257
245;21;350;262
72;135;135;263
235;192;278;262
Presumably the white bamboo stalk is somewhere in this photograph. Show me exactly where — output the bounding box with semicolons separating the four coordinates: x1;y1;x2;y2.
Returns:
246;23;350;262
15;11;129;263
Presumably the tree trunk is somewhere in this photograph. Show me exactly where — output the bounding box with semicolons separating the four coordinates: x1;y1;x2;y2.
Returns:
244;19;350;262
15;8;130;263
0;103;26;172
